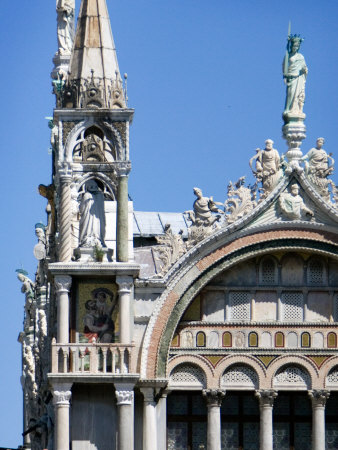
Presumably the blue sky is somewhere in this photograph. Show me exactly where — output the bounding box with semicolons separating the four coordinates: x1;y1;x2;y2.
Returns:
1;0;338;446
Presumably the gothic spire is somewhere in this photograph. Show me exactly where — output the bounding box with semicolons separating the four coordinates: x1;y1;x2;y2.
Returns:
65;0;126;108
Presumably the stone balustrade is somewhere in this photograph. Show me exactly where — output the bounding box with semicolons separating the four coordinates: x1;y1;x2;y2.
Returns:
51;338;136;375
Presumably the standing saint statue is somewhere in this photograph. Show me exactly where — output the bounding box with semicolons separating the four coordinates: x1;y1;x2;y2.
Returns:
283;34;308;120
250;139;282;195
79;180;106;248
56;0;75;55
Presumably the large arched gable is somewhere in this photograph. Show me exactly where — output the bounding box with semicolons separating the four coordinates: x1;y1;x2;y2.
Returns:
141;228;338;379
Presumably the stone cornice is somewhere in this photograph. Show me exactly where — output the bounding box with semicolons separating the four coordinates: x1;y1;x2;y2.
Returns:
49;262;140;277
169;348;337;355
48;373;140;384
54;108;134;122
176;321;338;328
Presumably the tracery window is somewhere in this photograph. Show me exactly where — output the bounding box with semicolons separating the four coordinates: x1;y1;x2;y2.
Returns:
260;257;278;285
228;292;251;321
307;257;325;285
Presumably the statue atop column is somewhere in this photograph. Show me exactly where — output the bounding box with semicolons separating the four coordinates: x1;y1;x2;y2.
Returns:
56;0;75;56
283;33;308;122
250;139;282;197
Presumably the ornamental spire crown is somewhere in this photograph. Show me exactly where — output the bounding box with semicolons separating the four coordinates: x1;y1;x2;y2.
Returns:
56;0;126;109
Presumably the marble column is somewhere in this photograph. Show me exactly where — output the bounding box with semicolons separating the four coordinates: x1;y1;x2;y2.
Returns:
255;389;278;450
116;163;131;262
309;390;330;450
140;387;157;450
115;384;135;450
202;389;225;450
54;275;72;343
58;168;73;262
157;389;170;450
52;382;72;450
116;276;133;345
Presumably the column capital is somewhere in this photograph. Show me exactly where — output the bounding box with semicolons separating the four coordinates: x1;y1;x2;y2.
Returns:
116;161;131;177
140;387;156;403
255;389;278;407
116;276;133;294
52;382;72;406
202;389;225;407
54;275;72;293
59;162;72;182
115;383;134;405
308;389;330;407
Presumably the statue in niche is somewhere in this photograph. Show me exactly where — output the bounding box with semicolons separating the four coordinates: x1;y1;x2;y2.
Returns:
283;34;308;120
250;139;282;196
79;180;106;248
56;0;75;55
82;133;105;162
302;138;334;201
279;183;314;220
186;187;223;226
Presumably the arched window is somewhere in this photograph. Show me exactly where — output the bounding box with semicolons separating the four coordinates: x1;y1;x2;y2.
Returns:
327;332;337;348
196;331;206;347
169;364;206;388
222;332;232;347
248;332;258;347
301;332;311;348
307;258;325;286
260;257;278;285
275;332;285;348
221;365;259;390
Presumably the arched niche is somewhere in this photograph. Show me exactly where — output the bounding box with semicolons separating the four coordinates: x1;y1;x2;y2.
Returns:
221;365;259;390
273;365;311;390
169;363;206;390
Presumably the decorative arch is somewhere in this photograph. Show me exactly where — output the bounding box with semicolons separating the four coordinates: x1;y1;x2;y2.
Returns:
64;119;125;163
259;255;278;285
77;172;117;200
141;229;338;379
167;355;213;388
266;355;319;389
214;354;266;389
221;364;259;390
273;364;311;390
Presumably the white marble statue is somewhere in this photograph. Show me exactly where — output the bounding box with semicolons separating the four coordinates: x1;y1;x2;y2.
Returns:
250;139;282;195
56;0;75;55
283;35;308;119
302;138;334;200
79;180;106;248
187;188;223;226
279;184;314;220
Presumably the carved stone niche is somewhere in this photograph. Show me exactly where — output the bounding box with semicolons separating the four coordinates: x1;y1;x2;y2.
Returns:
72;126;116;163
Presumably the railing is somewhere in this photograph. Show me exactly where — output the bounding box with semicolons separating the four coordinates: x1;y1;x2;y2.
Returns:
51;338;136;375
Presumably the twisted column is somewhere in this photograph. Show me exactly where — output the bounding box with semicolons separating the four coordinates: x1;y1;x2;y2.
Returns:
52;382;72;450
115;384;134;450
202;389;225;450
255;389;278;450
309;390;330;450
58;169;72;262
55;275;72;343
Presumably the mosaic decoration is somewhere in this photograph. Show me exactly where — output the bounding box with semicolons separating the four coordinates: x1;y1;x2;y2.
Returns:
255;355;278;368
76;281;118;343
307;355;331;369
171;333;179;347
327;332;337;348
222;331;232;347
301;332;310;348
249;331;258;347
204;355;224;367
275;332;285;347
196;331;206;347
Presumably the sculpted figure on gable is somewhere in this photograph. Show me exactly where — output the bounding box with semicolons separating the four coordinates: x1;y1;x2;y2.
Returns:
56;0;75;55
250;139;282;197
302;138;334;201
186;187;223;227
279;183;314;221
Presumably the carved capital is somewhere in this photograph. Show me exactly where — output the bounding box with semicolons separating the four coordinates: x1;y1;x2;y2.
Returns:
140;387;156;404
54;275;72;293
59;162;73;182
115;389;134;405
116;161;131;177
202;389;225;407
52;383;72;406
309;390;330;408
116;276;133;294
255;389;278;407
